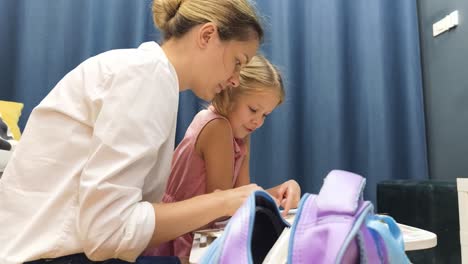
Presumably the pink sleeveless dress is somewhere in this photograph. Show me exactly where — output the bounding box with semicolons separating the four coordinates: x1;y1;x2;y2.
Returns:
144;107;247;258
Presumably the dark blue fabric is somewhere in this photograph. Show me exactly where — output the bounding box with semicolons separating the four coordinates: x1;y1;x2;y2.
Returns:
0;0;158;129
247;0;429;202
0;0;428;203
24;253;181;264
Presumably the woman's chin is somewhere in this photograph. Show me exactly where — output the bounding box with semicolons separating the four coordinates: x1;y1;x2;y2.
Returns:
203;93;216;102
192;90;214;102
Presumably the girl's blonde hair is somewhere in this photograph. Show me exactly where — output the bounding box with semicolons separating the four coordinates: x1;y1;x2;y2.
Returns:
152;0;263;42
212;55;285;117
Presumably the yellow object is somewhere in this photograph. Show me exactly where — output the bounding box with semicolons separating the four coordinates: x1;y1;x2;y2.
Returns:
0;100;24;140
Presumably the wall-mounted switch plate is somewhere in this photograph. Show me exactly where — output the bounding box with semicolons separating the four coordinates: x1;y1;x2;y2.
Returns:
433;10;459;37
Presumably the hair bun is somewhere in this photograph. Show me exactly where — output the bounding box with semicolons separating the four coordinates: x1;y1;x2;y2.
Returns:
152;0;183;30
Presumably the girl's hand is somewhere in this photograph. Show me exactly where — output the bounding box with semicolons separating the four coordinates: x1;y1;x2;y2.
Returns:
270;180;301;216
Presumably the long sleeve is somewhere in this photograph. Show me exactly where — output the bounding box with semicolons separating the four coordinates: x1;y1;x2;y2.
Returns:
77;58;178;260
0;42;178;264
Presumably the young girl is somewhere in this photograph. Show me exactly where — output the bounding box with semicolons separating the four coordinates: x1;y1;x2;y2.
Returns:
148;55;301;261
0;0;265;263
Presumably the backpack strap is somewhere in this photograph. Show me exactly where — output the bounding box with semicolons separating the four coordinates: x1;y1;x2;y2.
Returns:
366;214;410;264
344;202;382;264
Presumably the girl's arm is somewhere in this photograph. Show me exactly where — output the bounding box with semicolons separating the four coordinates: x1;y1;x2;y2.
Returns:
197;118;236;192
147;121;263;248
234;137;251;187
234;138;300;215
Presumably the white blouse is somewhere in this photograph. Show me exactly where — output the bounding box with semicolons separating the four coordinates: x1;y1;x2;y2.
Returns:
0;42;179;263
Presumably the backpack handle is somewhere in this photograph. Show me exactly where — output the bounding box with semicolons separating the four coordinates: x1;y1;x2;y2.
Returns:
316;170;366;216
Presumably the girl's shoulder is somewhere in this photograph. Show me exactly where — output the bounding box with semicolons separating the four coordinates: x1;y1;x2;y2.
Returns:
181;108;231;144
193;109;234;153
192;108;230;132
200;117;232;138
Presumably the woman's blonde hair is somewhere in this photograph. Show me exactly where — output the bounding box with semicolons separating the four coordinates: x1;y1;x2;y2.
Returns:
152;0;263;42
211;55;285;117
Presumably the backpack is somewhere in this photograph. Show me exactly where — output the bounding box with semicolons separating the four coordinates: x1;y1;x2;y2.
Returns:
288;170;410;264
200;170;410;264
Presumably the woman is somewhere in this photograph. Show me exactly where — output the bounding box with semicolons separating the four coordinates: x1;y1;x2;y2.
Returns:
0;0;271;263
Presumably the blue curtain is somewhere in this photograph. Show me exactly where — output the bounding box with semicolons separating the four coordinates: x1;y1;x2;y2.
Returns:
250;0;429;202
0;0;428;203
0;0;158;128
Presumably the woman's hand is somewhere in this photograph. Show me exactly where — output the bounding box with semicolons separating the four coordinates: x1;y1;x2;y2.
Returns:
149;183;262;247
268;180;301;216
217;183;263;216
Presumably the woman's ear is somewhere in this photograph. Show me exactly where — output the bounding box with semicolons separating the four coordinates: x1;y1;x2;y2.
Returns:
198;22;219;48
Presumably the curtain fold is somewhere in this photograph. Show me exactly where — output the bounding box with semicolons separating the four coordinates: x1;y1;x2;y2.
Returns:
250;0;428;202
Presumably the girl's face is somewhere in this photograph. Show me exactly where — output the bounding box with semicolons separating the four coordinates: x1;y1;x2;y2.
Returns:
191;24;259;101
227;89;281;139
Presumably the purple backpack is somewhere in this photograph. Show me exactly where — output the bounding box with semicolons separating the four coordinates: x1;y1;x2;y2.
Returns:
201;170;410;263
289;170;410;263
